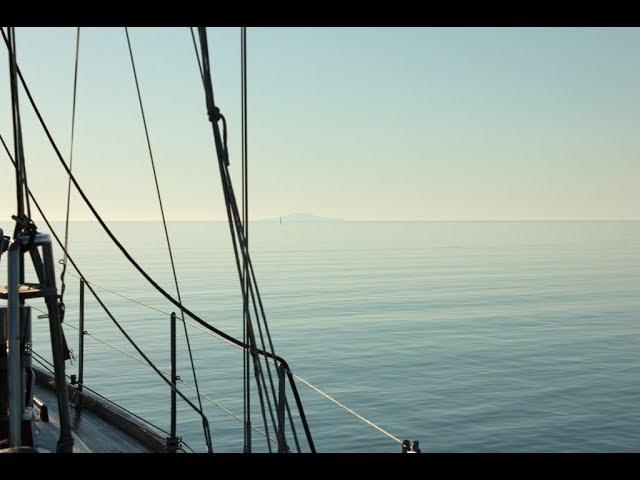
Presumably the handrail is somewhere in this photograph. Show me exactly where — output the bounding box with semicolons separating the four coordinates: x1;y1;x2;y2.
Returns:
60;317;280;445
29;349;197;453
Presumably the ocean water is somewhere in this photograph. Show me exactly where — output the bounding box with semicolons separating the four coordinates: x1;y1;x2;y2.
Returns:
1;220;639;452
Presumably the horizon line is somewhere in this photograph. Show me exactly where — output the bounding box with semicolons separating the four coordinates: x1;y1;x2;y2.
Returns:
11;218;640;223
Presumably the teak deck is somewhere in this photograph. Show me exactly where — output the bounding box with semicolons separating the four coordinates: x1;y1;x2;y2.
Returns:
33;366;163;453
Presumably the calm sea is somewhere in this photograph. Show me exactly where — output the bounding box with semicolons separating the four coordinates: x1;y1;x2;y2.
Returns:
2;220;639;452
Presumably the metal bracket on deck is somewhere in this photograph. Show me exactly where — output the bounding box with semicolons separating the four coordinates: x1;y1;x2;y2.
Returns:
0;233;74;452
165;436;182;453
402;440;421;453
0;229;8;256
33;397;49;423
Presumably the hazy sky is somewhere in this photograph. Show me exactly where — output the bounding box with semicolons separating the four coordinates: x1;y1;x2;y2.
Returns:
0;27;638;221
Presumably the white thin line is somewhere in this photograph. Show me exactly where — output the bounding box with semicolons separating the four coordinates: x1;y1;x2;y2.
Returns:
62;320;278;444
51;266;405;446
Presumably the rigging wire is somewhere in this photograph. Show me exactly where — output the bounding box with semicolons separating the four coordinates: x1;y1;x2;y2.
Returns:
59;26;81;324
29;350;197;453
225;200;276;452
123;26;206;429
0;128;214;453
15;204;401;448
241;25;251;453
7;27;23;221
189;27;302;452
61;268;401;446
7;27;31;226
1;26;273;369
30;350;169;436
50;316;281;446
0;27;341;452
190;28;289;444
194;27;278;452
189;27;204;83
192;27;346;451
48;272;403;447
2;110;402;448
192;29;279;450
66;267;402;446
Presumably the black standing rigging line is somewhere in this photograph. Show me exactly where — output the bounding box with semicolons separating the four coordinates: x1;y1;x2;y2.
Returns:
123;27;207;440
204;29;294;451
194;26;275;452
0;130;211;451
1;27;315;452
191;27;304;452
191;27;270;449
7;27;31;234
1;28;213;453
190;28;203;82
226;205;274;452
8;27;23;220
59;27;80;323
241;25;251;454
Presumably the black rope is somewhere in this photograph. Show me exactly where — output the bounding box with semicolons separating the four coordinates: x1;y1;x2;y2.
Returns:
59;26;81;326
196;27;278;451
7;28;23;222
229;177;299;451
0;130;213;453
189;27;204;84
7;27;33;244
30;350;196;453
124;26;206;434
228;178;301;450
31;352;167;436
193;26;276;445
7;28;30;223
0;28;315;452
208;118;299;451
246;268;298;451
196;27;297;453
241;25;251;453
1;27;249;361
250;268;302;451
221;190;275;452
194;26;309;452
190;36;264;451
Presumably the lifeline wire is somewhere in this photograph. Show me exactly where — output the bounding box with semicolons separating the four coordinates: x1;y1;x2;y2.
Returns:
0;129;214;452
59;26;81;323
53;259;403;446
2;128;402;449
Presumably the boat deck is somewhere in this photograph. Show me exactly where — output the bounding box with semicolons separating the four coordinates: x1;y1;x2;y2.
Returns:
31;367;164;453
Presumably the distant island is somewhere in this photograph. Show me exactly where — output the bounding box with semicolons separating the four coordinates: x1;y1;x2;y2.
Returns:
257;212;344;223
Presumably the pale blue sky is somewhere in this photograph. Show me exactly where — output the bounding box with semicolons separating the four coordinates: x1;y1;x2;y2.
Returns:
0;27;638;221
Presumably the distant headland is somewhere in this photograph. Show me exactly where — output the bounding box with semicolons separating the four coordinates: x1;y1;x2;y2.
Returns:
257;213;344;223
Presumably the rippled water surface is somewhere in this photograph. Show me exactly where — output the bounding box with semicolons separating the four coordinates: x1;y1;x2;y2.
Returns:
2;220;638;452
